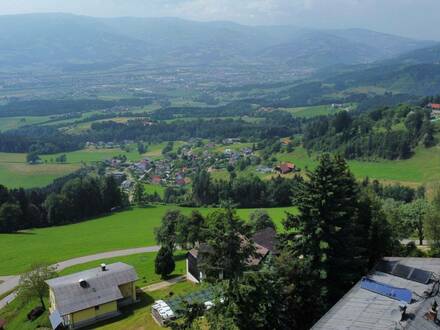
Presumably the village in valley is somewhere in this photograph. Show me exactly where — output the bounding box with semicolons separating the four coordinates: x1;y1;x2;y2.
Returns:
98;137;299;200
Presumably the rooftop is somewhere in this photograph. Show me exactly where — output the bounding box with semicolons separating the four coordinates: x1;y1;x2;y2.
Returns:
312;257;440;330
46;262;138;316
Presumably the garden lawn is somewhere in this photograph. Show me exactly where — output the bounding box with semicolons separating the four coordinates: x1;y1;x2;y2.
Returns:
59;251;187;287
0;205;295;275
144;183;166;198
94;281;200;330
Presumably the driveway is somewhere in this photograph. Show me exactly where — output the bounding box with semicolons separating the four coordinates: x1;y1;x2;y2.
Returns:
0;245;160;310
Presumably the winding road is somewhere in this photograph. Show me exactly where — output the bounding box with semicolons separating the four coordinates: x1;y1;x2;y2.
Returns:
0;245;160;310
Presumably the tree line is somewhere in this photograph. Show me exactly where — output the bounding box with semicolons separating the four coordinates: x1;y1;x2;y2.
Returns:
0;175;125;233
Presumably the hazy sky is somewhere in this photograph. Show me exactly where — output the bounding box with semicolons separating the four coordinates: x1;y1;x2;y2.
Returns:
1;0;439;40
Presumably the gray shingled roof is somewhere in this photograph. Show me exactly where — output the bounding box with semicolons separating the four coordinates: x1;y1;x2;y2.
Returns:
312;257;440;330
46;262;138;316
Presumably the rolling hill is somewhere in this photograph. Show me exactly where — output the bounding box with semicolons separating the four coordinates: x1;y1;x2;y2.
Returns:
0;13;433;71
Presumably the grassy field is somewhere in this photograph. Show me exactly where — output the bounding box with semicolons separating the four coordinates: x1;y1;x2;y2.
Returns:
0;116;52;132
60;251;187;287
94;281;200;330
281;105;343;118
0;205;295;275
0;152;80;188
144;183;166;198
275;146;440;186
40;147;143;164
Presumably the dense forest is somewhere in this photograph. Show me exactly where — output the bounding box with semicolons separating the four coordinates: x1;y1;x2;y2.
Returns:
0;98;153;116
0;173;125;233
303;105;435;159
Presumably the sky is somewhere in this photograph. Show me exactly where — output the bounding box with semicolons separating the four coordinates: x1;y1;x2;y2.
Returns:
0;0;439;40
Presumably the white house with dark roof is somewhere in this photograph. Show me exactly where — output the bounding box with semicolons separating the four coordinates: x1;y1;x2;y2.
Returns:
46;262;138;329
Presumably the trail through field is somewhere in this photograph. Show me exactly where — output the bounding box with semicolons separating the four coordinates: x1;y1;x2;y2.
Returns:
0;245;160;310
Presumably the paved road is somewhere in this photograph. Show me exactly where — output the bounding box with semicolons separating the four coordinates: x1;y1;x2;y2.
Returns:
0;245;160;310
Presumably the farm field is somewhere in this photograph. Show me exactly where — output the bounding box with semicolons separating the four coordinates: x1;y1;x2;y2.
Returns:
280;105;343;118
0;116;52;132
0;205;295;275
0;152;80;188
39;146;143;164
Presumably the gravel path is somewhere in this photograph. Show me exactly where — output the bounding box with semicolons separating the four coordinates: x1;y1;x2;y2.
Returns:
0;245;160;310
141;275;186;292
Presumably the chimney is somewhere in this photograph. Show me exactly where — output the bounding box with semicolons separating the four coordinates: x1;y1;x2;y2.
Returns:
79;279;88;288
101;263;107;271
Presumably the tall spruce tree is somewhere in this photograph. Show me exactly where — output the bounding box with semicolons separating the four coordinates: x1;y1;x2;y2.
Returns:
277;154;369;328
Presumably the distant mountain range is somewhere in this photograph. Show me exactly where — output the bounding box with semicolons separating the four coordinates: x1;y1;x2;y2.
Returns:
0;13;435;71
317;43;440;95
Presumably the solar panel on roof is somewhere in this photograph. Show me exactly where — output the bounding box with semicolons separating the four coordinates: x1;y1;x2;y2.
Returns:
374;260;433;284
375;260;397;273
392;264;413;279
408;268;432;284
360;277;412;303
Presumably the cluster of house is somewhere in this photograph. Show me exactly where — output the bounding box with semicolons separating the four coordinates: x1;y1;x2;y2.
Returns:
106;155;191;192
85;141;131;149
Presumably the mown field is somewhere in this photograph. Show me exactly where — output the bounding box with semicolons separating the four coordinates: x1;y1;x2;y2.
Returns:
0;205;295;275
281;105;343;118
0;152;80;188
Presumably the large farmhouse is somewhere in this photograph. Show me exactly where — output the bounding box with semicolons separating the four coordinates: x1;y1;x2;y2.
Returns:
46;262;138;329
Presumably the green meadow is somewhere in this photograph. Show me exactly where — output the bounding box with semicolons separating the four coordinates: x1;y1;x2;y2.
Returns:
276;146;440;186
0;116;52;132
144;183;166;198
0;152;80;188
281;105;342;118
0;205;295;275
